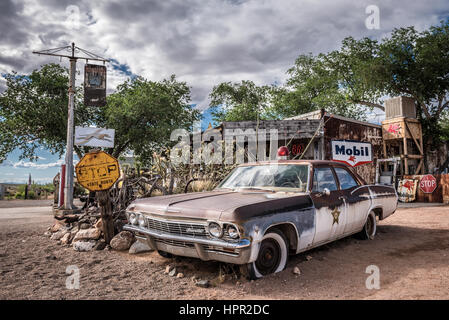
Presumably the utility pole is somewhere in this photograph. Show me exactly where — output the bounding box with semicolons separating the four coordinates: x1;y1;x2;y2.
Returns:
33;43;109;211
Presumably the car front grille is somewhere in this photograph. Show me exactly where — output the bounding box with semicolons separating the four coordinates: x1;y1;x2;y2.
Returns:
135;213;239;242
154;238;195;248
143;216;208;238
154;239;239;256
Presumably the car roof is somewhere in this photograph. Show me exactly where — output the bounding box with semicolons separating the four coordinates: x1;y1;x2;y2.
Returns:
237;160;366;184
238;160;348;166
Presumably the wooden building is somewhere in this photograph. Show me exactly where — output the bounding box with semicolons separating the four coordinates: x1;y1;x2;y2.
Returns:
214;109;383;183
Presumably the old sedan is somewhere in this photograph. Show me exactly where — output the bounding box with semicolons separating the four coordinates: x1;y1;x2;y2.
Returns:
123;160;398;279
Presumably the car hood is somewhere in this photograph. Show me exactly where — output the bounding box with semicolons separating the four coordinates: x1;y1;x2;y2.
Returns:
128;190;313;223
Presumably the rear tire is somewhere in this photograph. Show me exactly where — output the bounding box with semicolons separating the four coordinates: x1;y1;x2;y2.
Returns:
357;211;377;240
242;228;288;280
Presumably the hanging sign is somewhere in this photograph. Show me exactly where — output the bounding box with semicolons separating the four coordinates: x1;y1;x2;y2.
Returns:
331;140;372;167
75;126;115;148
84;64;106;106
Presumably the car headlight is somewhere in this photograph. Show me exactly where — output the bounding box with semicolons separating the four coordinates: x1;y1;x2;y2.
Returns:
208;222;223;238
138;214;146;227
129;212;137;225
227;225;239;239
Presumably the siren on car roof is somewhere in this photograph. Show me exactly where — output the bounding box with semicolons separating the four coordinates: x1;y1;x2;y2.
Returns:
277;146;289;160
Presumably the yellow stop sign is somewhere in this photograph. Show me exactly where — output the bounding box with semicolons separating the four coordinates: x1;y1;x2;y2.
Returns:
75;151;120;191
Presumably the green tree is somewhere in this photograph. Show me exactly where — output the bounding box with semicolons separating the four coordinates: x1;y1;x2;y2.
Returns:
0;63;96;161
104;75;200;163
376;24;449;119
374;23;449;151
0;64;200;163
270;53;368;120
209;80;271;122
277;21;449;124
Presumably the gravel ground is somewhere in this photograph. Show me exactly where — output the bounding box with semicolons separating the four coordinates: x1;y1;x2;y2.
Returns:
0;200;448;300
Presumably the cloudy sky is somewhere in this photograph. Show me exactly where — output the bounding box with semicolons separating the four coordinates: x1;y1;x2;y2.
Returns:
1;0;449;183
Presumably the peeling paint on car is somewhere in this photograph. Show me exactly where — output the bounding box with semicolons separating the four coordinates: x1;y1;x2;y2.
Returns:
123;160;398;271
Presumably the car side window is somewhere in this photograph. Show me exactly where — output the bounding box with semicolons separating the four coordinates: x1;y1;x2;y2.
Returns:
312;167;338;192
334;167;359;190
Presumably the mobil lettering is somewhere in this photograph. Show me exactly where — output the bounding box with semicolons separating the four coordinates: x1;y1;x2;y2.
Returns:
334;144;370;157
331;140;373;167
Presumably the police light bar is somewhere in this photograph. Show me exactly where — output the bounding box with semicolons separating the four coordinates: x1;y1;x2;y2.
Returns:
277;146;289;159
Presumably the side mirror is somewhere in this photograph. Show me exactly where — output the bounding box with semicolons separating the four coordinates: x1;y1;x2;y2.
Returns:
321;188;331;196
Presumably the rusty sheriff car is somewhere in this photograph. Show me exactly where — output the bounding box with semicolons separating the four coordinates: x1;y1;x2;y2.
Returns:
124;159;398;279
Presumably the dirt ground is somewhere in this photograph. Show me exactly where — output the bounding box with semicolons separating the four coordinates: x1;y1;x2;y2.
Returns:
0;200;448;300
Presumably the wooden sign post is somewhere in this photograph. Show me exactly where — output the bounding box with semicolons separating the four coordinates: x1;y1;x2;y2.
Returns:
97;190;114;244
75;151;120;244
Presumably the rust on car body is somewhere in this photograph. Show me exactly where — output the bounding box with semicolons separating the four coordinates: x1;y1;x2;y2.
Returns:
123;160;398;278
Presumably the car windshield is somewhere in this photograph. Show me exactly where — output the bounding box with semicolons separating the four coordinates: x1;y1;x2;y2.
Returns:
217;164;309;192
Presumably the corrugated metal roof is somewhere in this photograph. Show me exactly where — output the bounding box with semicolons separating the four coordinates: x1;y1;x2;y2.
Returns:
285;110;382;129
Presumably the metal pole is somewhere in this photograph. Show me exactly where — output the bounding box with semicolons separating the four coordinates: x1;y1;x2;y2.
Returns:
64;43;76;210
32;42;109;212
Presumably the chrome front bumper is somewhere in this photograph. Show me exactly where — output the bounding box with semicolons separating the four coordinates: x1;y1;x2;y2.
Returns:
123;224;252;265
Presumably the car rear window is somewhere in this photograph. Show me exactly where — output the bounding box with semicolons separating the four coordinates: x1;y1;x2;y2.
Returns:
312;167;338;192
334;167;359;190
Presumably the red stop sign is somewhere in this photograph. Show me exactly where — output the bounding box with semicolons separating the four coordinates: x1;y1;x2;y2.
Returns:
419;175;437;193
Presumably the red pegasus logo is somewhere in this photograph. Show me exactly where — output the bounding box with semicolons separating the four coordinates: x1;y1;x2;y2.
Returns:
402;180;414;191
388;124;401;134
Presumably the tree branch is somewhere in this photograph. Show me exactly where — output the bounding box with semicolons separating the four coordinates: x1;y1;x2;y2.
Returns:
112;140;131;158
436;98;449;117
74;145;83;159
413;96;432;118
352;100;385;111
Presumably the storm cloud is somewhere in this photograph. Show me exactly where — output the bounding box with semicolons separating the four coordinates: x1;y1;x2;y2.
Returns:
1;0;449;110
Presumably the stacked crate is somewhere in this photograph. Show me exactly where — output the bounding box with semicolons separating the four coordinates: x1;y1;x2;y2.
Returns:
381;97;424;175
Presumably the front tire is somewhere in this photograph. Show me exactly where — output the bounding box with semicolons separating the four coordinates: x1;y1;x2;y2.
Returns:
357;211;377;240
243;229;288;280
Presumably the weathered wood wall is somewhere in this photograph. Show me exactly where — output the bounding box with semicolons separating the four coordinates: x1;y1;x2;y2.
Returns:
218;117;383;183
323;116;383;184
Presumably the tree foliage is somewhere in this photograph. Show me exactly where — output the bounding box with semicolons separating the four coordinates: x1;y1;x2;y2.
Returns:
209;80;271;122
0;65;200;164
0;64;97;162
104;75;200;163
375;22;449;149
210;21;449;149
271;52;369;120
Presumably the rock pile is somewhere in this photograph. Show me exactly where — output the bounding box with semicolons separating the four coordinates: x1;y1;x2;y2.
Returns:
45;206;130;252
45;205;157;255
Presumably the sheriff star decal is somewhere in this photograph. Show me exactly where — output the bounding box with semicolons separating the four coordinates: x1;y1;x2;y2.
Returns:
331;207;341;225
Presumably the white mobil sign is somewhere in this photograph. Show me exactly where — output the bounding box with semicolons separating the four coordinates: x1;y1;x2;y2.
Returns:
331;140;372;167
75;127;115;148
